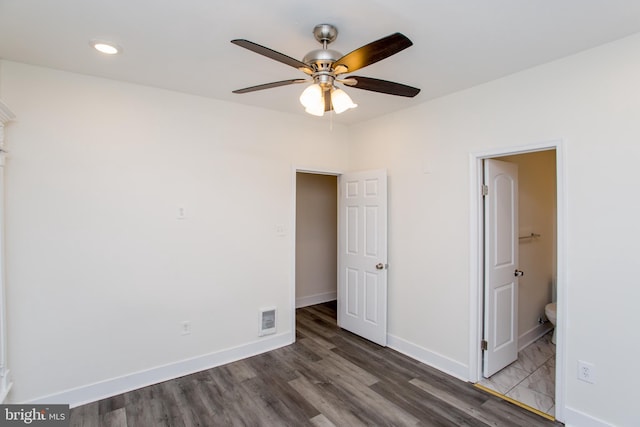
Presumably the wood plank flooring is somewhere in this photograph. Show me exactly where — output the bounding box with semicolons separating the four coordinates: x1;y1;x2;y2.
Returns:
70;302;562;426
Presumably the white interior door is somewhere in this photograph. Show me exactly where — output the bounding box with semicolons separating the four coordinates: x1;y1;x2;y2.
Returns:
483;159;519;378
338;169;388;346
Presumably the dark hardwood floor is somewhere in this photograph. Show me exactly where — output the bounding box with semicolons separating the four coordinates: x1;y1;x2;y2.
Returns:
70;302;562;426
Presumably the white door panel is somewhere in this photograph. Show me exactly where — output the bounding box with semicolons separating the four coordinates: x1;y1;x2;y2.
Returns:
338;170;388;346
483;159;519;377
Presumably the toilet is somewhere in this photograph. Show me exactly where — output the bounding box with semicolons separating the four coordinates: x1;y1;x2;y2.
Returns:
545;279;557;344
545;302;557;344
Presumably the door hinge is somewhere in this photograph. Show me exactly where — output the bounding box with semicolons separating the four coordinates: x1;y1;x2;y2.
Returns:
481;185;489;196
481;340;488;351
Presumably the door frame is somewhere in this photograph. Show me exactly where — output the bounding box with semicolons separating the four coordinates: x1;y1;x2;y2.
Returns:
468;140;566;423
290;166;343;341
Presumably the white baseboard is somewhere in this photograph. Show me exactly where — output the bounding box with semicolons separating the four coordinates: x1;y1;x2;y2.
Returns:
387;334;469;382
295;291;336;308
564;407;614;427
518;323;553;351
0;369;12;404
28;332;293;408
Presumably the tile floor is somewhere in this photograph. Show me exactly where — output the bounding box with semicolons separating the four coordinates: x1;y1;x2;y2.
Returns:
478;332;556;417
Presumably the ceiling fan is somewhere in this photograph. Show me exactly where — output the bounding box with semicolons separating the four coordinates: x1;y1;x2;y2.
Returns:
231;24;420;116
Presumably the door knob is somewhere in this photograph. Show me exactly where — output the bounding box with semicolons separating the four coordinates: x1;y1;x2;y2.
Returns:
376;263;385;270
514;269;524;277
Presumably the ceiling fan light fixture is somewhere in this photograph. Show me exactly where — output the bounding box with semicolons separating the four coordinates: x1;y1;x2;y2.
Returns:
232;24;420;117
299;83;323;108
305;105;325;117
331;88;357;114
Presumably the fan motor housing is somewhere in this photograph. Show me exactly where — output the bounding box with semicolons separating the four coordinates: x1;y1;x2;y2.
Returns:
303;49;342;69
303;48;343;89
304;23;343;84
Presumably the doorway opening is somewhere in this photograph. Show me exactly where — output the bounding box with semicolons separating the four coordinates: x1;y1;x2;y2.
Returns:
294;172;338;312
292;168;389;347
469;141;566;423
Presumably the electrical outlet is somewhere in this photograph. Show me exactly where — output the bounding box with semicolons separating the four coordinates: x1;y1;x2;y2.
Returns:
181;320;191;336
577;360;596;383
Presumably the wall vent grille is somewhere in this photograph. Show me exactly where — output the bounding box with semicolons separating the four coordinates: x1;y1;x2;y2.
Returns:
259;307;276;336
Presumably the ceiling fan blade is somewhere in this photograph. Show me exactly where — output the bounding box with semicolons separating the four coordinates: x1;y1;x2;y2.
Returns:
343;76;420;97
231;39;313;74
232;79;308;94
333;33;413;74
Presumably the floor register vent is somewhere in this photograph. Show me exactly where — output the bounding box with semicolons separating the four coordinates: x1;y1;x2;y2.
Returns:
259;307;276;336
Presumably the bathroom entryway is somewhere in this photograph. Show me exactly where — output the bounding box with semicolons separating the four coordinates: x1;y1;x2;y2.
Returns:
477;332;556;417
471;145;562;421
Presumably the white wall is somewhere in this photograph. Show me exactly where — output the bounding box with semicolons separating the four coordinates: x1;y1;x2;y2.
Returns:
348;34;640;426
0;61;350;403
295;173;337;308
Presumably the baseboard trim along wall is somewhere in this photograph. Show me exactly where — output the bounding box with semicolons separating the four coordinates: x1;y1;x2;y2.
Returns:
28;332;292;408
387;334;469;382
295;292;336;309
564;406;614;427
518;323;553;351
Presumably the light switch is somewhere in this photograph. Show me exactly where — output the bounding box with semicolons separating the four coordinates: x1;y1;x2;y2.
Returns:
177;207;187;220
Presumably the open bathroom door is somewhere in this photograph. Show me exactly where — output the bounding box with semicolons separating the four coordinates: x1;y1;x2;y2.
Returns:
483;159;519;377
337;169;388;346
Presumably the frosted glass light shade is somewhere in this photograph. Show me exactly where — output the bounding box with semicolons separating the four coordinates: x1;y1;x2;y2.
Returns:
305;104;325;116
299;84;323;108
331;88;357;114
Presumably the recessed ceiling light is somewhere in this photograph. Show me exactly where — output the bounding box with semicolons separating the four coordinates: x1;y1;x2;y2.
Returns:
90;40;121;55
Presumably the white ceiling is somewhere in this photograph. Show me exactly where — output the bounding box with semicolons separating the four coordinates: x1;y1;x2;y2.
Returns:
1;0;640;124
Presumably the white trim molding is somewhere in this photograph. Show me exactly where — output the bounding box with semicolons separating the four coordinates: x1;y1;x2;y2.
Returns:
564;407;614;427
388;334;469;382
29;332;291;408
0;99;14;403
296;291;336;308
518;323;553;352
